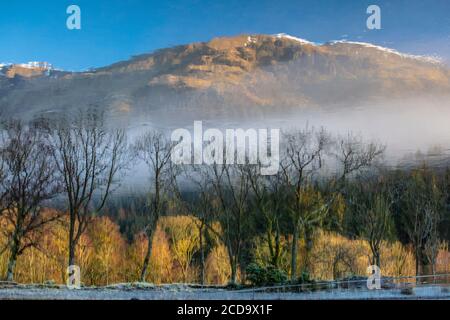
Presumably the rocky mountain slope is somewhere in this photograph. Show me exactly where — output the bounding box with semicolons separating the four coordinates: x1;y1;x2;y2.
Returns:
1;34;449;120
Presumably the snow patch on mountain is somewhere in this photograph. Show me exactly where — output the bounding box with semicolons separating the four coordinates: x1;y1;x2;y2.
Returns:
274;33;317;45
327;40;442;64
271;34;442;65
0;62;12;70
17;61;53;69
0;61;54;70
0;63;11;76
0;61;64;77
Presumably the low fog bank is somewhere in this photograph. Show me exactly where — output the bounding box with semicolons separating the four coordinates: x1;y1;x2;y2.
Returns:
274;96;450;166
119;95;450;189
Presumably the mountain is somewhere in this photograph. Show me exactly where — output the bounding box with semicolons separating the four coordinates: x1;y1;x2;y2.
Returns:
1;34;449;121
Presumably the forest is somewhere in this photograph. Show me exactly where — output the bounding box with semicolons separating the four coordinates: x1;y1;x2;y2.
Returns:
0;111;449;287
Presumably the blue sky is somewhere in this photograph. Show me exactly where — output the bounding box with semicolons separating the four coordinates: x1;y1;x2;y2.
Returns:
0;0;449;70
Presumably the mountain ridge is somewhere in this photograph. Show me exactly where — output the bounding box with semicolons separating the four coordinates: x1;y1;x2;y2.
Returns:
1;34;449;119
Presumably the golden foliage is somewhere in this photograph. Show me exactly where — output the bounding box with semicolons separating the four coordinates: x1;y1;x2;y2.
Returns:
308;231;416;280
0;212;447;285
160;216;200;283
205;244;232;285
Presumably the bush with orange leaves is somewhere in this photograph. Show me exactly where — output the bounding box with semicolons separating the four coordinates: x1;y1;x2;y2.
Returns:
159;215;200;283
127;226;173;284
84;216;126;286
0;210;68;284
205;244;233;285
308;231;416;280
0;212;447;286
0;214;125;286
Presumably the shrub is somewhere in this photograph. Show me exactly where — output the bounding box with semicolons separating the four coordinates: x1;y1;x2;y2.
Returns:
401;287;415;295
296;271;311;284
246;263;288;287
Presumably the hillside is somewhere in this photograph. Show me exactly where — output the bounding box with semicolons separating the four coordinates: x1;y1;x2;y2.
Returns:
1;34;449;120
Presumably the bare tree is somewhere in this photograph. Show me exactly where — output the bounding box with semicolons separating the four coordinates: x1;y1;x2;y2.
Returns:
133;130;174;282
245;163;287;268
280;127;330;280
335;134;386;266
179;165;215;285
205;162;252;285
281;130;385;280
347;176;392;267
0;120;60;281
50;111;127;267
396;168;443;278
423;207;441;277
334;133;385;185
182;161;256;285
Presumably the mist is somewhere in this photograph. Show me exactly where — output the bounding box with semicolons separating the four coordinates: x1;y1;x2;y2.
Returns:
118;94;450;190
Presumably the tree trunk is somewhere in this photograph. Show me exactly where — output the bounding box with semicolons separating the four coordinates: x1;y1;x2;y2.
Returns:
68;211;76;267
273;225;281;268
374;253;380;268
370;244;381;267
5;220;22;282
5;242;19;282
199;224;205;285
68;241;76;267
226;245;238;285
415;249;420;280
290;228;299;281
414;246;429;283
418;248;431;283
230;256;237;285
304;229;314;275
140;228;155;282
